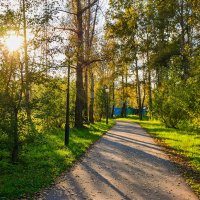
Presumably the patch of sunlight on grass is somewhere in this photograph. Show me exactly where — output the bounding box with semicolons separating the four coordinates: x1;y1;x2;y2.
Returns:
120;115;200;197
0;119;115;199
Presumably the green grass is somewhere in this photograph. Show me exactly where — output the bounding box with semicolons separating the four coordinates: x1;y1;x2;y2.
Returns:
118;115;200;197
0;120;115;199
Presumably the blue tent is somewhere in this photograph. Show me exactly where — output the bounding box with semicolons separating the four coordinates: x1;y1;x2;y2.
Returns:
113;107;147;116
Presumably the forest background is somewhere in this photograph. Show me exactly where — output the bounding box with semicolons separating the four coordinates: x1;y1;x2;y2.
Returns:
0;0;199;198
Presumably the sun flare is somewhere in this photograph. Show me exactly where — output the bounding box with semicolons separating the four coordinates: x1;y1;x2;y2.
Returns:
5;34;23;52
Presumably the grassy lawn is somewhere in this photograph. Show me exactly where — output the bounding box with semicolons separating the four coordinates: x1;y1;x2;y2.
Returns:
119;116;200;197
0;120;115;199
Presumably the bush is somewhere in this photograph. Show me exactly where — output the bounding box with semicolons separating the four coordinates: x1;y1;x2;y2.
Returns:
153;81;189;128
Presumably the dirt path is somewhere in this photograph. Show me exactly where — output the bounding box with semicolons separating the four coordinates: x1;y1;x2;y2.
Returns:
38;120;198;200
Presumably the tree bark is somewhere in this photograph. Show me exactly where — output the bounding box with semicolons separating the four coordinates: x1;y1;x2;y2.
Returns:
75;0;85;128
83;67;89;123
135;58;142;120
148;68;152;118
121;102;127;118
22;0;31;121
65;62;70;146
111;81;115;118
89;69;94;123
83;0;91;123
180;0;189;79
147;49;152;119
11;107;19;163
120;73;125;117
75;66;84;128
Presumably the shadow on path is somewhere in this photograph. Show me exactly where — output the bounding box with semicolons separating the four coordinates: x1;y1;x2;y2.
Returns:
40;120;198;200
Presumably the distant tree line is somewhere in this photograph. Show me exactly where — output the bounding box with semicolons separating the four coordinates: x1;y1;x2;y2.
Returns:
0;0;199;163
105;0;200;128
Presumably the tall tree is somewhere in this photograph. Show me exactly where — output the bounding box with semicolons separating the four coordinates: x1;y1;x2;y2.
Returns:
22;0;31;122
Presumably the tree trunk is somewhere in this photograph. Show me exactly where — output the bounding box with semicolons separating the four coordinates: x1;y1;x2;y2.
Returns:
83;0;91;123
148;68;152;119
146;33;152;119
135;58;142;120
89;69;94;123
125;67;128;118
75;0;85;128
120;73;126;117
11;107;19;163
121;102;127;118
22;0;31;121
111;81;115;118
65;62;70;146
180;0;189;79
75;65;84;128
83;67;89;123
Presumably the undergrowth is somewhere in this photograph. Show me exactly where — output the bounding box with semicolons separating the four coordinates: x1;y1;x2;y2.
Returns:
0;120;115;199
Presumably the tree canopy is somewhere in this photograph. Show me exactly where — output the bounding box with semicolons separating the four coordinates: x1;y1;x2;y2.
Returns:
0;0;199;162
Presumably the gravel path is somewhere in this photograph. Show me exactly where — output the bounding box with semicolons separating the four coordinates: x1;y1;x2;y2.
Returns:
38;120;198;200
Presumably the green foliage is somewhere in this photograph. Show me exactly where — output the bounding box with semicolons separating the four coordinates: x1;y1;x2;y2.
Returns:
150;41;180;68
140;120;200;197
0;120;115;199
187;57;200;127
0;9;20;36
33;78;66;128
153;60;200;128
153;84;188;128
94;87;107;121
107;0;200;128
0;0;199;197
32;77;76;129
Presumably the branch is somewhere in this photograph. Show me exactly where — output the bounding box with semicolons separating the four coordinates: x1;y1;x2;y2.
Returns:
32;62;77;70
56;9;77;16
89;1;99;47
54;27;78;34
83;58;104;66
80;0;98;14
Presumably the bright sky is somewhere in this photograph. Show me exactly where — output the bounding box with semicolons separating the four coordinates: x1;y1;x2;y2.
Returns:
98;0;109;29
4;33;23;52
0;0;109;68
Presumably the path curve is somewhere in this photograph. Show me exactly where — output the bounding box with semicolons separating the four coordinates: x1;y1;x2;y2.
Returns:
37;120;198;200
